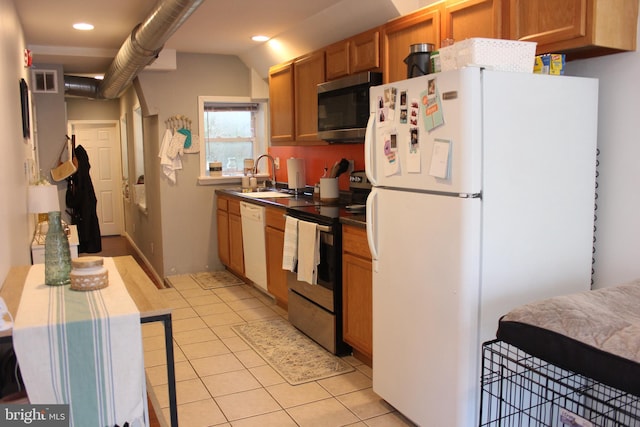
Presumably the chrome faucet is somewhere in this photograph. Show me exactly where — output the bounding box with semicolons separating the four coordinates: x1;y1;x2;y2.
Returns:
253;154;276;188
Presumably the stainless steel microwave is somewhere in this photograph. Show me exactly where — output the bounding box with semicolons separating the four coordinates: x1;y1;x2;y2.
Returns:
317;71;382;143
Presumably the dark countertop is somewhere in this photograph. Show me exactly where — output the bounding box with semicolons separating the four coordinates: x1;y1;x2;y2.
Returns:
340;214;366;229
215;188;367;228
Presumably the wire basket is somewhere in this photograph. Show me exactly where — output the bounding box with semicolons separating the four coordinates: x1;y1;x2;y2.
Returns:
480;340;640;426
440;38;537;73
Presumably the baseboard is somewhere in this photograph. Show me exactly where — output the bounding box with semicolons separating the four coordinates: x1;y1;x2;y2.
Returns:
145;377;169;427
122;233;166;289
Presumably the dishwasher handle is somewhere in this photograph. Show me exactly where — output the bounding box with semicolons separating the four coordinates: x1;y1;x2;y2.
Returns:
240;202;264;221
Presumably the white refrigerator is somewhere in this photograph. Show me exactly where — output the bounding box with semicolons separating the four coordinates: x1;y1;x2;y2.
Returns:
365;67;598;426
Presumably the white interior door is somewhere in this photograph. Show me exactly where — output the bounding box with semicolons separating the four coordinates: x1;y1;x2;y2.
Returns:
68;121;124;236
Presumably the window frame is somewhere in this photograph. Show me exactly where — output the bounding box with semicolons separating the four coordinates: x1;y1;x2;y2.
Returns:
31;69;58;93
197;96;268;185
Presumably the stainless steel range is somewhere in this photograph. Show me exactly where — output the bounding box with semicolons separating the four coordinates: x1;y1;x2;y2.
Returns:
285;171;370;355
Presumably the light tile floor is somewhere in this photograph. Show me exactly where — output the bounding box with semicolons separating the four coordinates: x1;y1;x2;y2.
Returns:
143;274;417;427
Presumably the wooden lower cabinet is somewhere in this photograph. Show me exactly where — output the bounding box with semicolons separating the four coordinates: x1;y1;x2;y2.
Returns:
265;207;288;308
342;225;372;365
228;206;244;276
216;197;230;267
216;194;244;277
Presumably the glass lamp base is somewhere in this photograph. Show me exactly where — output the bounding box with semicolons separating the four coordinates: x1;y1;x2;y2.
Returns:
44;211;71;286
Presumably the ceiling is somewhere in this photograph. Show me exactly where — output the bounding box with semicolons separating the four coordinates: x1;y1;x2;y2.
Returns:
15;0;428;79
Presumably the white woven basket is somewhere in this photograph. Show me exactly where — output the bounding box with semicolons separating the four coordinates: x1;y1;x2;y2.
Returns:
439;38;537;73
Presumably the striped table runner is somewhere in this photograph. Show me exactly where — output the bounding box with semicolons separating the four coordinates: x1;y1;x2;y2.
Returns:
13;258;147;427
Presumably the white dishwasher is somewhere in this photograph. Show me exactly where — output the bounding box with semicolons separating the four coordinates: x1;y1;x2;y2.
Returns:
240;201;268;291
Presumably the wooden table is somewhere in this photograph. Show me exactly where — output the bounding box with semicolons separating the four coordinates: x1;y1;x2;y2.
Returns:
0;256;178;427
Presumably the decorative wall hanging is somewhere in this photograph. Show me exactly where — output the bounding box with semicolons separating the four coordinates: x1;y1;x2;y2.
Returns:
20;78;30;139
165;114;199;154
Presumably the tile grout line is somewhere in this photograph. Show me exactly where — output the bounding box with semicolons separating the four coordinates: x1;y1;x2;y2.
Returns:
145;274;411;426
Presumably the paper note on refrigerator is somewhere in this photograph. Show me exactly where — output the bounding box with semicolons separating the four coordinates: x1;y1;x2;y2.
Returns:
429;139;450;179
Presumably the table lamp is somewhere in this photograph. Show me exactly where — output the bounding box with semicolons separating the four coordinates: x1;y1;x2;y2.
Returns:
28;185;71;285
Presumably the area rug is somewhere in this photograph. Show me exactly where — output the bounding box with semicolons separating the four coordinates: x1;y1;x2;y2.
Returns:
190;270;244;290
232;318;354;385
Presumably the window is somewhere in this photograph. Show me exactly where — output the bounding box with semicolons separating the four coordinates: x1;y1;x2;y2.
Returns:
198;96;268;182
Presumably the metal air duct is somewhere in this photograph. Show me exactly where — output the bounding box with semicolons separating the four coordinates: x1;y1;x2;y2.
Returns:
64;0;204;99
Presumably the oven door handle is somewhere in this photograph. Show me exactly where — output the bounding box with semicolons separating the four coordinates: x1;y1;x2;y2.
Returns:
316;224;332;233
282;214;332;233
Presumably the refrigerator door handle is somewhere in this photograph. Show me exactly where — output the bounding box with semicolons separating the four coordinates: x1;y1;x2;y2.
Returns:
366;187;379;270
364;112;377;186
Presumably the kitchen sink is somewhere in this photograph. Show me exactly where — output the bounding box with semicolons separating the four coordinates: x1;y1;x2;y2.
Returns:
241;190;294;198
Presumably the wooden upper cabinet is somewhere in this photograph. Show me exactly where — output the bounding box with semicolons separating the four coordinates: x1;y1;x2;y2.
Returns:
382;4;442;84
268;62;295;144
508;0;638;59
443;0;503;42
351;29;381;74
325;29;381;81
326;40;350;80
294;50;325;142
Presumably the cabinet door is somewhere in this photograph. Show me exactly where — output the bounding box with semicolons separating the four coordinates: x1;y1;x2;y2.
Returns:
269;62;295;144
342;252;373;361
216;209;230;267
326;40;350;80
382;5;442;84
509;0;586;48
351;29;381;74
265;226;288;307
229;212;244;276
294;50;325;142
443;0;503;42
508;0;638;57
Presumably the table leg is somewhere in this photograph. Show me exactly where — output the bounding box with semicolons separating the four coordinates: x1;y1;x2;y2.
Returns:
143;314;177;427
163;314;178;427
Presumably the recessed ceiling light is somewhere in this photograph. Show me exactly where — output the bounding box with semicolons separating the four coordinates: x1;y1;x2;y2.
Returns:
73;22;94;31
251;35;270;42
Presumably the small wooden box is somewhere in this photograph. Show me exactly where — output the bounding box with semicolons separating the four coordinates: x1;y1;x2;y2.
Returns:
70;257;109;291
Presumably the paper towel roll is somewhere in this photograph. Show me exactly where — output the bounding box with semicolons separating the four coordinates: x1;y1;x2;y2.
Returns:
287;158;306;190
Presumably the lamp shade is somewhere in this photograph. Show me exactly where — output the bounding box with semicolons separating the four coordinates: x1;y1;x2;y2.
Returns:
28;185;60;213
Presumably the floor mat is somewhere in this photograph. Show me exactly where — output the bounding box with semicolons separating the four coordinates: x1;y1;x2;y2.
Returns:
232;318;354;385
190;270;244;290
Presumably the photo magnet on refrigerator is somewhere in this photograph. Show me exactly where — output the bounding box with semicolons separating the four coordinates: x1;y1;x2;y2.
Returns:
422;78;445;131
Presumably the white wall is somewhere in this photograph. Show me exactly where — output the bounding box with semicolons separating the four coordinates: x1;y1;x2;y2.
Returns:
0;0;36;285
567;16;640;289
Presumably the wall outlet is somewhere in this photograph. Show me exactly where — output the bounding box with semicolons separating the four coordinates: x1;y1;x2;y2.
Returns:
274;157;280;169
348;159;355;173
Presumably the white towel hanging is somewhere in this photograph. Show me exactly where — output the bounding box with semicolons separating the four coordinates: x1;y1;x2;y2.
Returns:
297;219;320;285
282;216;299;272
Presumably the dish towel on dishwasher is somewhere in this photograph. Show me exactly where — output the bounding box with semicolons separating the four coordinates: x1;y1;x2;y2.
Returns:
282;216;298;272
13;258;147;427
297;219;320;285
